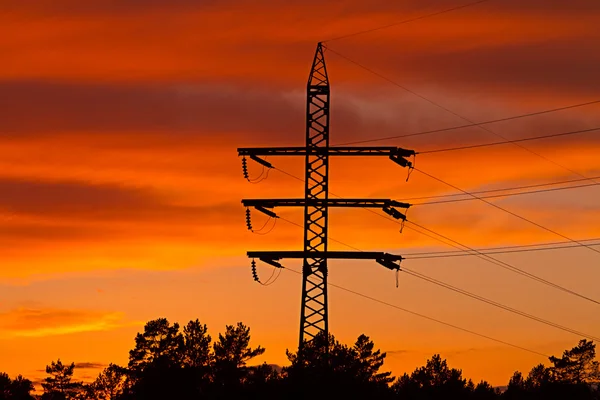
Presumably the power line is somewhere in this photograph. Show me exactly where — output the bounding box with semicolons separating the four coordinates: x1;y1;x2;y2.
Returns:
278;216;600;341
403;219;600;305
271;167;600;306
349;201;600;304
281;267;548;358
403;175;600;202
405;241;600;260
325;47;599;186
333;100;600;146
400;216;600;304
418;127;600;154
404;238;600;257
274;167;305;183
413;182;600;206
324;0;493;42
414;167;600;256
276;166;600;208
402;268;600;341
351;192;600;305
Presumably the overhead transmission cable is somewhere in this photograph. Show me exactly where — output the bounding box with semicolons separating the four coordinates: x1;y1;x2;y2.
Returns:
404;218;600;305
414;167;600;256
281;266;548;357
324;47;600;188
418;127;600;155
318;47;600;256
405;242;600;259
404;238;600;257
401;268;600;341
283;214;600;257
323;0;493;43
393;214;600;305
403;175;600;202
334;100;600;146
413;182;600;206
276;216;600;342
271;166;600;305
272;166;600;256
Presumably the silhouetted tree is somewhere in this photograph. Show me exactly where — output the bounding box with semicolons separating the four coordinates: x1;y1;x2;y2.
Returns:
525;363;552;390
212;322;265;397
240;363;281;400
128;318;183;375
0;373;10;400
182;319;212;369
9;376;35;400
503;371;526;399
0;373;35;400
285;332;394;399
178;319;214;398
392;354;471;399
353;334;394;386
124;318;187;400
473;380;499;400
87;364;127;400
502;341;600;400
41;360;83;400
549;339;599;384
16;318;600;400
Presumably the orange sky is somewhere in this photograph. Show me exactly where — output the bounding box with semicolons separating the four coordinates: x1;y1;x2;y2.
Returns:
1;0;600;388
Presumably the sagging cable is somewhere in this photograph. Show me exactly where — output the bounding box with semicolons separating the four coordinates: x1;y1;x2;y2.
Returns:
262;267;283;286
241;156;271;184
246;207;278;235
253;218;277;236
251;258;285;286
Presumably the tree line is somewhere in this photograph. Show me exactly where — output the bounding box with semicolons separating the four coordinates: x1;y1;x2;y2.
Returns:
1;318;599;399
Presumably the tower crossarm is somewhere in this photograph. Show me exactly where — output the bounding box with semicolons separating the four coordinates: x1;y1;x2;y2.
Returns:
242;198;410;222
238;146;415;157
242;198;411;209
238;146;415;169
248;251;403;271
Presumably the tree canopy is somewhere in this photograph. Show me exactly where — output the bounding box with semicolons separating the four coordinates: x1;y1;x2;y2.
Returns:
4;318;600;400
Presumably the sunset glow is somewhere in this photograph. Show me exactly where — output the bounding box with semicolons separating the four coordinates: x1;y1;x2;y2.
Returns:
1;0;600;389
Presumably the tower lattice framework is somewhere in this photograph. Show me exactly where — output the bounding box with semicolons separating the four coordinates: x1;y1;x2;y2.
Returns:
239;43;415;348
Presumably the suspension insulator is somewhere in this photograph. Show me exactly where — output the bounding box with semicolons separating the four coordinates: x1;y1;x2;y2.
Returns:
241;157;249;180
245;208;253;231
251;259;260;283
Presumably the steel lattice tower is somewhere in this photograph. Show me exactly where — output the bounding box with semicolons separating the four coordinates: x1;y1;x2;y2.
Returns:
301;44;330;342
239;43;415;349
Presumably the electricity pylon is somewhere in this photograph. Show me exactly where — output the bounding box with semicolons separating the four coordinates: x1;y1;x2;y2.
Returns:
238;43;415;349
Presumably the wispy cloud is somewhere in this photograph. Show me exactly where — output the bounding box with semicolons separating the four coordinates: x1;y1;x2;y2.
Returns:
0;307;139;338
74;362;107;370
